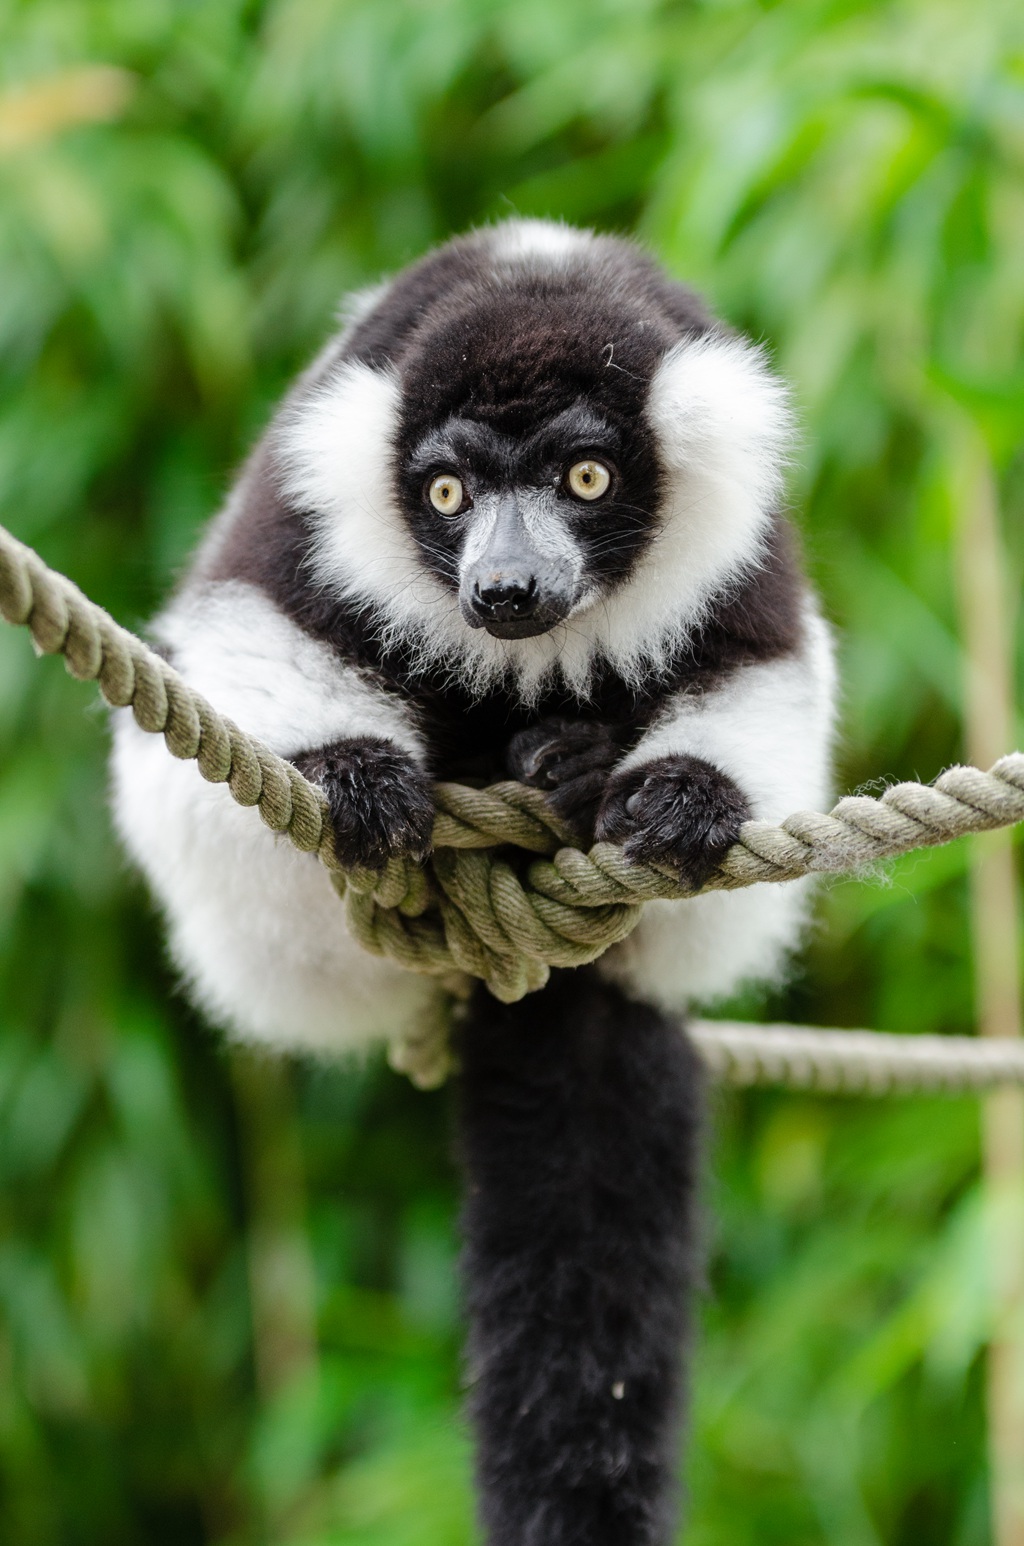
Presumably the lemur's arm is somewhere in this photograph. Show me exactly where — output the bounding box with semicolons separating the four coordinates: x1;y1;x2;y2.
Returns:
152;580;434;869
509;608;835;886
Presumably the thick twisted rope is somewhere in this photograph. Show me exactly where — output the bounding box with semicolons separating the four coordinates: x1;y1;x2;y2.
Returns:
3;521;1024;1011
0;526;341;864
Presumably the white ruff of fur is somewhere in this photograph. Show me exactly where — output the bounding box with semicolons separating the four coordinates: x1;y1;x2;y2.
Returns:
277;335;793;704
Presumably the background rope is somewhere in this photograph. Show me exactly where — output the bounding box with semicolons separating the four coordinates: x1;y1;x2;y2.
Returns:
689;1021;1024;1094
389;1016;1024;1093
3;520;1023;1009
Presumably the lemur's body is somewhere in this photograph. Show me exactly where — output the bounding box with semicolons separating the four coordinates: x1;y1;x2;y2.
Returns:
113;220;834;1543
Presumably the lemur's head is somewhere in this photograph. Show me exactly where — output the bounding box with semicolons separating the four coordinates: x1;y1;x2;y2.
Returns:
392;279;671;643
278;221;792;694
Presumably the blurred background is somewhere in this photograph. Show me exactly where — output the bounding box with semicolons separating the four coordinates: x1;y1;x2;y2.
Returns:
0;0;1022;1542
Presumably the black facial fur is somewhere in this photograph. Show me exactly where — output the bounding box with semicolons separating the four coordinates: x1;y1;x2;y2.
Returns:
398;400;658;606
456;968;705;1546
291;737;434;870
388;260;694;603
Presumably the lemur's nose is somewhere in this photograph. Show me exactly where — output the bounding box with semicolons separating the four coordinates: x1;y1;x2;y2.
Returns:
471;576;538;623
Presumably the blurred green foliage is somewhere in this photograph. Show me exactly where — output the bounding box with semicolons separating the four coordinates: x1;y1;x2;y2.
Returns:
0;0;1022;1541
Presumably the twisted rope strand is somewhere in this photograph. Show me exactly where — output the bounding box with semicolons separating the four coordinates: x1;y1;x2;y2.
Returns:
689;1021;1024;1094
3;521;1024;1004
0;524;340;867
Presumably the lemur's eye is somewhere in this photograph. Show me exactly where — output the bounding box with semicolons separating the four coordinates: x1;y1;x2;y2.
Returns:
428;473;465;515
566;460;611;501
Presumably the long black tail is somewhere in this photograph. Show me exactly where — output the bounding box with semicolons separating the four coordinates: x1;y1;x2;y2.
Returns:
455;966;704;1545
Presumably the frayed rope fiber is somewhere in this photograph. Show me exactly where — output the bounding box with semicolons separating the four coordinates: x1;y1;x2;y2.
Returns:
3;520;1024;1091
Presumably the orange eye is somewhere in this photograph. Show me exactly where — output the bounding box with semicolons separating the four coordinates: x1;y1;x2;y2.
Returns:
567;461;610;500
428;473;464;514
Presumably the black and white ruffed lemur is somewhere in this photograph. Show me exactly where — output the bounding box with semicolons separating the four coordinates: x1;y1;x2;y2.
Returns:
112;220;835;1543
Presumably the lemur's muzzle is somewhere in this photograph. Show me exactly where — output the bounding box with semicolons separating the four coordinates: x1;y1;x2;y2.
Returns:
459;494;576;640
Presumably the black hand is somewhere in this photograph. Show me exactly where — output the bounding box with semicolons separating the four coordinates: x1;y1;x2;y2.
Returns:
596;754;750;886
505;716;624;843
293;737;434;870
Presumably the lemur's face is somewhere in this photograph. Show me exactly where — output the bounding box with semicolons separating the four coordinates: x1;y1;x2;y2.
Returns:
393;293;669;640
397;404;656;640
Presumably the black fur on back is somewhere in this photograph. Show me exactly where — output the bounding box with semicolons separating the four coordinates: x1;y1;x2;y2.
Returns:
456;967;705;1545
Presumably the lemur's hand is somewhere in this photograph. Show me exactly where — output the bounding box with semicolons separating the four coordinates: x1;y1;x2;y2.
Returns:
595;754;750;887
292;738;434;870
504;716;624;844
